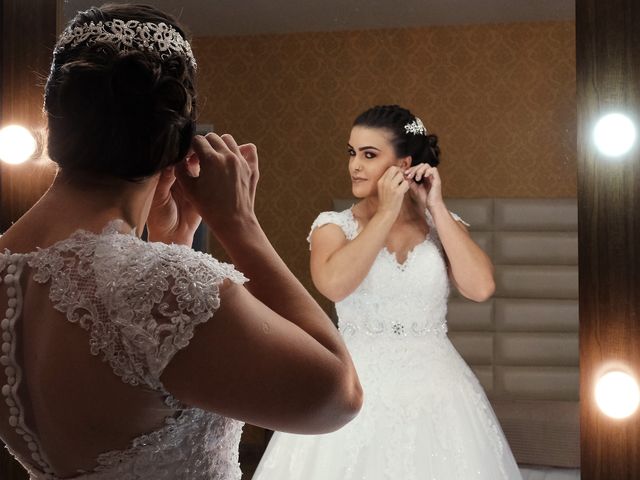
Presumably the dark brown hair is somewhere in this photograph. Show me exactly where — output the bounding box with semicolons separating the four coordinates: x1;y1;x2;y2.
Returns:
44;3;197;181
353;105;440;167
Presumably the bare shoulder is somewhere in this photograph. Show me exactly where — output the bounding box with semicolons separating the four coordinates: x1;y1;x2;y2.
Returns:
160;280;359;433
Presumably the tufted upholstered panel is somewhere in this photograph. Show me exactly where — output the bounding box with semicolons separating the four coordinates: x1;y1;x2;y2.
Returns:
333;198;579;468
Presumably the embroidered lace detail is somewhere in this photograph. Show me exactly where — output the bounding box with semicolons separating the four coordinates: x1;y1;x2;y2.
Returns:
26;223;246;389
0;221;248;479
308;207;455;339
88;408;243;480
336;231;449;339
307;209;359;248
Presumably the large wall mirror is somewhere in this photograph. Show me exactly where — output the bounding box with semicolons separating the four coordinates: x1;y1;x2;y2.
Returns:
3;0;583;479
68;1;578;477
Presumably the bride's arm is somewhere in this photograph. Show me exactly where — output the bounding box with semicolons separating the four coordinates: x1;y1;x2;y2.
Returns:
404;163;494;303
161;219;363;434
310;210;395;302
310;167;408;302
161;133;363;434
430;202;495;302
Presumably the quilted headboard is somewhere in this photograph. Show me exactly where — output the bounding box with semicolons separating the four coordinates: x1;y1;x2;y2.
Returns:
333;198;579;468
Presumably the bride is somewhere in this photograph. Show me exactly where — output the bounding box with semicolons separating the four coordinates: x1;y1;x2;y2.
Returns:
253;105;522;479
0;4;362;479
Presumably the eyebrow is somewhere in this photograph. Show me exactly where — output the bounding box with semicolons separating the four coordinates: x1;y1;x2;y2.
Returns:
347;144;381;151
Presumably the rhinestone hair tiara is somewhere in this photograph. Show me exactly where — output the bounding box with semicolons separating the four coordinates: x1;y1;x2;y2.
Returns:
54;18;197;69
404;117;428;136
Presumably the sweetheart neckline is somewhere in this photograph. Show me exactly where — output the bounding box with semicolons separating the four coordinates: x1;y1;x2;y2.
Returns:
347;207;432;268
380;239;431;269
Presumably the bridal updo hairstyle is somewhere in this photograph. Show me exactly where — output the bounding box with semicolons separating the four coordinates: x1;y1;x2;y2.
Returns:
44;4;196;181
353;105;440;168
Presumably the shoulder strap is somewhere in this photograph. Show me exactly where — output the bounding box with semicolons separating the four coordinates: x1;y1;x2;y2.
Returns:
307;209;358;249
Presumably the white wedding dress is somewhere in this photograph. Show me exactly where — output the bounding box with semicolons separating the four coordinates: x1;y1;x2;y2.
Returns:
253;207;522;480
0;221;247;479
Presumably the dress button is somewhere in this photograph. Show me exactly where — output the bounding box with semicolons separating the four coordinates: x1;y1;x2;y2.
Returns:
1;343;10;354
2;332;11;342
4;274;14;284
7;265;16;274
27;441;38;451
0;355;9;365
4;366;14;377
8;416;17;427
1;318;9;329
1;384;10;396
5;308;14;318
7;299;17;308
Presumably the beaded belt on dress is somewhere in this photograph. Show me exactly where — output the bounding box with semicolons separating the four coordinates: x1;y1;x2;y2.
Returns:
339;320;448;339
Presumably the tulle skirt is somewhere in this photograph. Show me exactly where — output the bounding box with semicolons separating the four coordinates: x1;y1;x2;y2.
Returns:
253;334;522;480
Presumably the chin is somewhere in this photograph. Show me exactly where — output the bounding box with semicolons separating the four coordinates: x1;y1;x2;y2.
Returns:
351;185;369;199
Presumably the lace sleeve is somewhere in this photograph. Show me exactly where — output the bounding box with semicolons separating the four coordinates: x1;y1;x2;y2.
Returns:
449;211;471;227
29;232;248;391
307;210;358;250
143;245;248;389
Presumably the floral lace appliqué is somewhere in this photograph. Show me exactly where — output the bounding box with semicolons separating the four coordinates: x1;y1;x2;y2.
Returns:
307;210;359;248
1;221;247;479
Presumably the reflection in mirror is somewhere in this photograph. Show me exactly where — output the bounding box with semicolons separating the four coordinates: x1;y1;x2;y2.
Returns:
59;1;578;478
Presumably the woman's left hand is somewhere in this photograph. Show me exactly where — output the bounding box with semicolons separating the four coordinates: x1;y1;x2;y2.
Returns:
404;164;444;210
147;162;202;246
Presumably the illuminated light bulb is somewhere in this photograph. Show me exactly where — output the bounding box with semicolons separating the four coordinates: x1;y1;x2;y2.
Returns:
595;371;640;419
593;113;637;158
0;125;37;165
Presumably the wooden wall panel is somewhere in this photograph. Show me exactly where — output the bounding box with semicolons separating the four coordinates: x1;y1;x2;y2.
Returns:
0;0;58;232
0;1;57;477
577;0;640;478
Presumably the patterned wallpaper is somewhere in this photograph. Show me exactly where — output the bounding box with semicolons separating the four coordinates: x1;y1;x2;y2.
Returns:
192;21;576;312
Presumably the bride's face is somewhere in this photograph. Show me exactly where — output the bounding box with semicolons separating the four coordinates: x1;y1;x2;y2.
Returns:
348;126;407;199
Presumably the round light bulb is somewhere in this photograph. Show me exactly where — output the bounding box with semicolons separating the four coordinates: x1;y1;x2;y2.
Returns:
595;371;640;419
0;125;37;165
593;113;637;157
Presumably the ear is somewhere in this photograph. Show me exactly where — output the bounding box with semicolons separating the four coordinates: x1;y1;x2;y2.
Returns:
398;156;412;170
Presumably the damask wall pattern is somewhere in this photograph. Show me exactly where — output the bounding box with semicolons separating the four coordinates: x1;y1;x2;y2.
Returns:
192;21;576;312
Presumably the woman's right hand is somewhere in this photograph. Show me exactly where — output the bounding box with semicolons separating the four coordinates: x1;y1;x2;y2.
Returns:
376;166;409;220
176;133;260;232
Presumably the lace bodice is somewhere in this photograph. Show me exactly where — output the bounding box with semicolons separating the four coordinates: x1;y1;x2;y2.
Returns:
0;221;247;479
308;208;468;340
